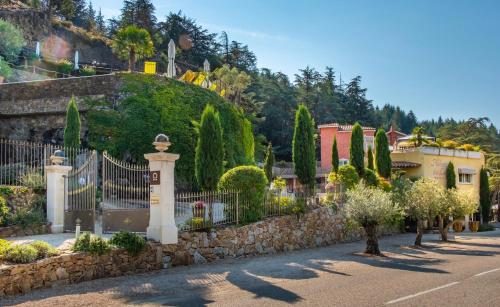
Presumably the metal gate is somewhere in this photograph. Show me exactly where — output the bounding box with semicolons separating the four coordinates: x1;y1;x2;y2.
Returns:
64;150;98;232
101;152;150;233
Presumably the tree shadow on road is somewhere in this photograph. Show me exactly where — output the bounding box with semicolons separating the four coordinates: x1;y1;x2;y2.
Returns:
350;253;449;274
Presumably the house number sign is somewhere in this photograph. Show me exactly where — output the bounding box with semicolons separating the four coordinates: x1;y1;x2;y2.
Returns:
150;171;160;185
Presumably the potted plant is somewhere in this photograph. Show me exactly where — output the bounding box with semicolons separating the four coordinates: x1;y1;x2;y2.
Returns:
469;221;480;232
192;201;206;218
453;220;464;233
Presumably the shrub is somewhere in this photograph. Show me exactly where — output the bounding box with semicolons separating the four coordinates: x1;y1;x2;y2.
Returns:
5;244;38;263
0;239;11;258
218;165;268;224
56;59;73;75
263;143;274;182
328;165;360;189
0;195;9;226
19;172;45;192
363;168;378;187
10;207;45;229
30;241;58;259
80;65;96;76
446;162;456;189
478;224;495;232
64;96;82;149
109;231;146;256
73;232;111;256
0;19;25;63
271;177;286;191
442;140;460;149
332;136;339;173
0;57;13;81
375;128;391;178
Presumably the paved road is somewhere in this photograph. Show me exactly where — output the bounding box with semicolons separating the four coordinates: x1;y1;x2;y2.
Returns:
2;230;500;307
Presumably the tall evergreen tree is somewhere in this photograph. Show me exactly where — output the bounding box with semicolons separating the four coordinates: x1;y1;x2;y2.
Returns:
350;122;365;176
293;104;316;192
85;1;96;31
375;128;391;178
446;162;456;189
96;8;106;34
119;0;157;35
63;96;81;148
344;76;374;126
71;0;87;27
479;167;491;224
263;143;274;182
195;104;224;191
332;136;339;173
367;146;374;171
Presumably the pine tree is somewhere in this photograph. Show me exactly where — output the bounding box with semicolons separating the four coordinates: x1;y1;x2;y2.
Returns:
63;96;81;149
479;167;491;224
71;0;87;27
85;1;96;31
195;104;224;191
263;143;274;182
446;162;456;189
375;128;391;178
332;136;339;173
350;122;365;176
96;8;106;34
367;146;374;171
292;104;316;192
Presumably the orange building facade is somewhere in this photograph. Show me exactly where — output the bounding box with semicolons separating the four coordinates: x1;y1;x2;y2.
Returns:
319;123;376;170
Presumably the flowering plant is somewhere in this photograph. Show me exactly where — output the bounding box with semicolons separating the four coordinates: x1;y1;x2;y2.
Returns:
194;201;205;209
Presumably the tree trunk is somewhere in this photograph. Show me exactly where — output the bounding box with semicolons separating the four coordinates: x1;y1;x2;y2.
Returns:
415;219;424;246
364;224;381;255
129;50;136;72
438;215;449;241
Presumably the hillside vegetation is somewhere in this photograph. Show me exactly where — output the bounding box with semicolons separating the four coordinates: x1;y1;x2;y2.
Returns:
87;74;254;190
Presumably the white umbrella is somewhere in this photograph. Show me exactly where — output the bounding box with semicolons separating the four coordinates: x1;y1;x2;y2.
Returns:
74;51;79;70
35;41;40;57
167;39;176;78
203;59;210;72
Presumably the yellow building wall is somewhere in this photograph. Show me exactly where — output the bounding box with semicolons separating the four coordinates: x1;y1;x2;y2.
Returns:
391;150;485;201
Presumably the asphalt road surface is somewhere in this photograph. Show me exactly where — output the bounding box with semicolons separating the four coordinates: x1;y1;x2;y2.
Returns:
2;230;500;307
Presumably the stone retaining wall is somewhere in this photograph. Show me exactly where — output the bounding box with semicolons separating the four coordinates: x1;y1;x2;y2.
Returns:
0;223;51;238
0;207;398;297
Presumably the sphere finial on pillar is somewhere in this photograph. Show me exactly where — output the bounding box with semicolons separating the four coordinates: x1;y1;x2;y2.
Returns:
153;134;171;152
50;150;65;165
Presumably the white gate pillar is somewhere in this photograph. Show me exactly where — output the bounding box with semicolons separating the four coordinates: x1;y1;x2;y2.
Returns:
145;134;180;244
45;150;72;233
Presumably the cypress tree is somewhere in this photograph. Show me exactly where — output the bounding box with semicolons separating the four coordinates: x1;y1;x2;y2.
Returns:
332;136;339;173
63;96;81;149
367;146;374;171
446;162;456;189
292;104;316;192
479;167;491;224
350;122;365;176
375;128;391;178
195;104;224;190
263;143;274;182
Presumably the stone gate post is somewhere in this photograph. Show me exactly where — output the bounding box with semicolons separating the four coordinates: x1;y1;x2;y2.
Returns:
144;134;180;244
45;150;72;233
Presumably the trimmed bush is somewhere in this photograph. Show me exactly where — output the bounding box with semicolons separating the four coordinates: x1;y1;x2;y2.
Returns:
30;241;58;259
73;232;111;256
367;146;374;171
328;165;360;189
218;165;268;224
375;128;391;178
80;65;96;76
5;244;38;263
64;96;82;149
363;168;378;187
109;231;146;256
56;59;73;75
332;136;339;173
263;143;274;182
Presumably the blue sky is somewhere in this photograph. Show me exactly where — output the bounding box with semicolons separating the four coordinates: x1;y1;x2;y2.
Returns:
93;0;500;126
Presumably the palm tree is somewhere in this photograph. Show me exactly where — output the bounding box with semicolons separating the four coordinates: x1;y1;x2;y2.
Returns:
112;25;154;71
409;126;429;147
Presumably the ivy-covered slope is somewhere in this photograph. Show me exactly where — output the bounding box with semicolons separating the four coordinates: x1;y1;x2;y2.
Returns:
87;74;254;190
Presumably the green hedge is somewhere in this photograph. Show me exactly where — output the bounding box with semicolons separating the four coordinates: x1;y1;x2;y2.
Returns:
218;165;268;224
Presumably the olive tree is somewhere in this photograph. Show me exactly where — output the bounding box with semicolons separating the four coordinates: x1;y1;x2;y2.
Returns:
404;178;442;246
437;188;477;241
344;182;402;255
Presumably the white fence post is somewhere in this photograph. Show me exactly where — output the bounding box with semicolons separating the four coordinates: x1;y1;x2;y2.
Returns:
45;150;72;233
144;134;180;244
